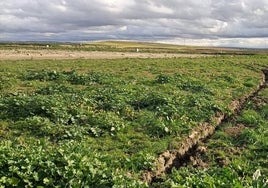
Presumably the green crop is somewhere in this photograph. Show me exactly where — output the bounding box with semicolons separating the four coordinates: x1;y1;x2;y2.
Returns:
153;86;268;188
0;55;268;187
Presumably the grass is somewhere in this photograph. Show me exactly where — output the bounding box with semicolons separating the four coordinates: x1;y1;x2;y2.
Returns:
0;54;268;187
152;86;268;188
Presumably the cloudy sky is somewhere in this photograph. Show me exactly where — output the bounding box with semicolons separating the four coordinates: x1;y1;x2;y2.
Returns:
1;0;268;48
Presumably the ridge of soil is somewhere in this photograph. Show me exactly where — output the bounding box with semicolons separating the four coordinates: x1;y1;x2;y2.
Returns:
143;69;268;184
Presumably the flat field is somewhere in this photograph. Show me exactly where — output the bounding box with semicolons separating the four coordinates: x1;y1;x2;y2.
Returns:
152;81;268;188
0;43;268;187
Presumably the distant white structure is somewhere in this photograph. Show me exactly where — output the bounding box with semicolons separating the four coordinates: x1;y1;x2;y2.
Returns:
46;45;49;48
136;48;139;52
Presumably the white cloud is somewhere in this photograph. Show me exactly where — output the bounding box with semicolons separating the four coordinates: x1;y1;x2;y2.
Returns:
0;0;268;47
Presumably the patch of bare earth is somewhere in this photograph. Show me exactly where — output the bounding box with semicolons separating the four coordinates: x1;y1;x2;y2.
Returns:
0;49;209;60
224;124;246;137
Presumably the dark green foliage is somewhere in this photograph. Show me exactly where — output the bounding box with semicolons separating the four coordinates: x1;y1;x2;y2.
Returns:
155;74;174;84
0;94;71;124
178;81;213;94
91;87;130;112
23;70;113;85
154;88;268;188
131;92;169;110
125;151;156;172
217;74;236;83
0;75;12;91
67;71;112;85
155;73;214;94
36;84;74;95
0;56;267;187
152;167;244;188
243;78;258;87
23;70;65;81
86;111;128;137
0;140;145;187
238;110;264;126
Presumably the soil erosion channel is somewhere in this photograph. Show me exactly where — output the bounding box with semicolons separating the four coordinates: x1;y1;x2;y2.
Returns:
143;68;268;184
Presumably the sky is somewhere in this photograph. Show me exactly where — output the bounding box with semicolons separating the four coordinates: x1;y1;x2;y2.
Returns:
1;0;268;48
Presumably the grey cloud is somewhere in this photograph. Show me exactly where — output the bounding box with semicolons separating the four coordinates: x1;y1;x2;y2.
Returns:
1;0;268;47
209;0;268;37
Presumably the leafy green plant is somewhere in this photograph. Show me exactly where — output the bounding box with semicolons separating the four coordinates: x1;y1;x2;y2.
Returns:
23;70;65;81
86;111;128;136
0;75;12;91
1;55;267;187
125;151;156;172
238;110;264;126
0;94;71;124
155;74;173;84
36;84;75;95
243;78;258;87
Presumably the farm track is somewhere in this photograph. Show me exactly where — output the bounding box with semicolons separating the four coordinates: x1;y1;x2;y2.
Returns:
0;49;209;60
144;68;268;184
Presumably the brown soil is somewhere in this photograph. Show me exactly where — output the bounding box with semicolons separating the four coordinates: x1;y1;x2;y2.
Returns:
251;97;268;107
0;49;208;60
224;124;246;137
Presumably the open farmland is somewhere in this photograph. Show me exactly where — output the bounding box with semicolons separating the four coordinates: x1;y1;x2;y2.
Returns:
0;43;268;187
152;76;268;188
1;41;267;59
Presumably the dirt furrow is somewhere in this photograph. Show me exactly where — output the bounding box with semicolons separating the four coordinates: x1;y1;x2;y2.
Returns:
143;68;268;184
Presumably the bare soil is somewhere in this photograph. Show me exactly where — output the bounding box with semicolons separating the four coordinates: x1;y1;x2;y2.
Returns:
0;49;208;60
224;124;246;137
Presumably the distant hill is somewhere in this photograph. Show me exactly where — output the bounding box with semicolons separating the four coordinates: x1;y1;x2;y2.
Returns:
1;40;268;55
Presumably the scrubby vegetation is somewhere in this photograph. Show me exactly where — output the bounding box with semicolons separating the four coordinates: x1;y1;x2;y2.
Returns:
0;55;267;187
152;87;268;188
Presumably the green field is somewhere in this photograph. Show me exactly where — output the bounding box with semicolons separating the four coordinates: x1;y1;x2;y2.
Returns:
152;84;268;188
0;46;268;187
